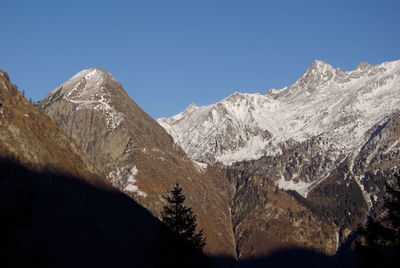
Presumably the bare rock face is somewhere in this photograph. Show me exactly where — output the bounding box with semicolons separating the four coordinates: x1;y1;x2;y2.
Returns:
39;68;237;258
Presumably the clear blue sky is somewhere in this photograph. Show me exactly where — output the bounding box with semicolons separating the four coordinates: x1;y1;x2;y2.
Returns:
1;0;399;118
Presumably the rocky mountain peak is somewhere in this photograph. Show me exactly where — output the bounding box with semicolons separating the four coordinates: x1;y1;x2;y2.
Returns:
67;67;109;81
292;60;338;90
310;59;334;70
39;68;125;130
304;60;336;78
53;68;114;95
43;68;120;103
40;70;238;257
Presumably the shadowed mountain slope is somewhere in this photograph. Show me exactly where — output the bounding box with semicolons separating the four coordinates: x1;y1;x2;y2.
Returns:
0;70;160;267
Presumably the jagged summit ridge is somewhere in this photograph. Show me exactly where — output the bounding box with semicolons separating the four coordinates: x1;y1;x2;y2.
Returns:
292;59;338;90
158;59;400;166
306;60;336;75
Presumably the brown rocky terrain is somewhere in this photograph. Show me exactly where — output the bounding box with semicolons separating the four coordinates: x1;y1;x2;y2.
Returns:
0;70;163;267
7;64;395;265
225;136;368;229
227;163;337;260
8;63;397;266
0;70;102;184
37;68;345;264
38;68;237;258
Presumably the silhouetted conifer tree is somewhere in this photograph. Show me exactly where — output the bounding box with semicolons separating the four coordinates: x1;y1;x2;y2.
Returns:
154;183;208;268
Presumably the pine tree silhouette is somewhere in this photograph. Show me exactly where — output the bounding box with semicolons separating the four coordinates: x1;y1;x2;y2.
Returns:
155;183;208;268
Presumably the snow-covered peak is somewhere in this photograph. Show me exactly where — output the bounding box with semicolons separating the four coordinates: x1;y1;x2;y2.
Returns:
309;60;335;71
50;68;114;97
293;60;338;89
158;59;400;164
302;60;337;80
62;68;103;87
43;68;124;130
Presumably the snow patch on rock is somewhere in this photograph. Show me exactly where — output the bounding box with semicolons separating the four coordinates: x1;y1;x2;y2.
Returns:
276;176;316;198
108;165;147;198
192;160;208;172
0;80;7;89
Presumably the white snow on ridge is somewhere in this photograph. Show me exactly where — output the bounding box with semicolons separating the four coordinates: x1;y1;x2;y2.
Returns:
158;59;400;165
49;68;124;130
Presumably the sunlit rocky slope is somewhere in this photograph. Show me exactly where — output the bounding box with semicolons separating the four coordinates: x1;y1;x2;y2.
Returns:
39;68;338;261
38;68;237;258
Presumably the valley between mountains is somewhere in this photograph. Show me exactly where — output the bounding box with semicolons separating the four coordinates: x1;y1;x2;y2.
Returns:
1;59;399;267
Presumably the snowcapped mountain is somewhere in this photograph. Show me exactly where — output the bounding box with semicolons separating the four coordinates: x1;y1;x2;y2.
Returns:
158;60;400;165
159;59;400;234
41;68;125;130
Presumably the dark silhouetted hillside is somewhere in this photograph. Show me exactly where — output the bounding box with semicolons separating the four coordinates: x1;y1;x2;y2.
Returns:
0;157;158;267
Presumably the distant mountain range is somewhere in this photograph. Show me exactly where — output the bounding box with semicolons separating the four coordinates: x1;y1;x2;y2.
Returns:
158;60;400;258
159;60;400;168
158;59;400;203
